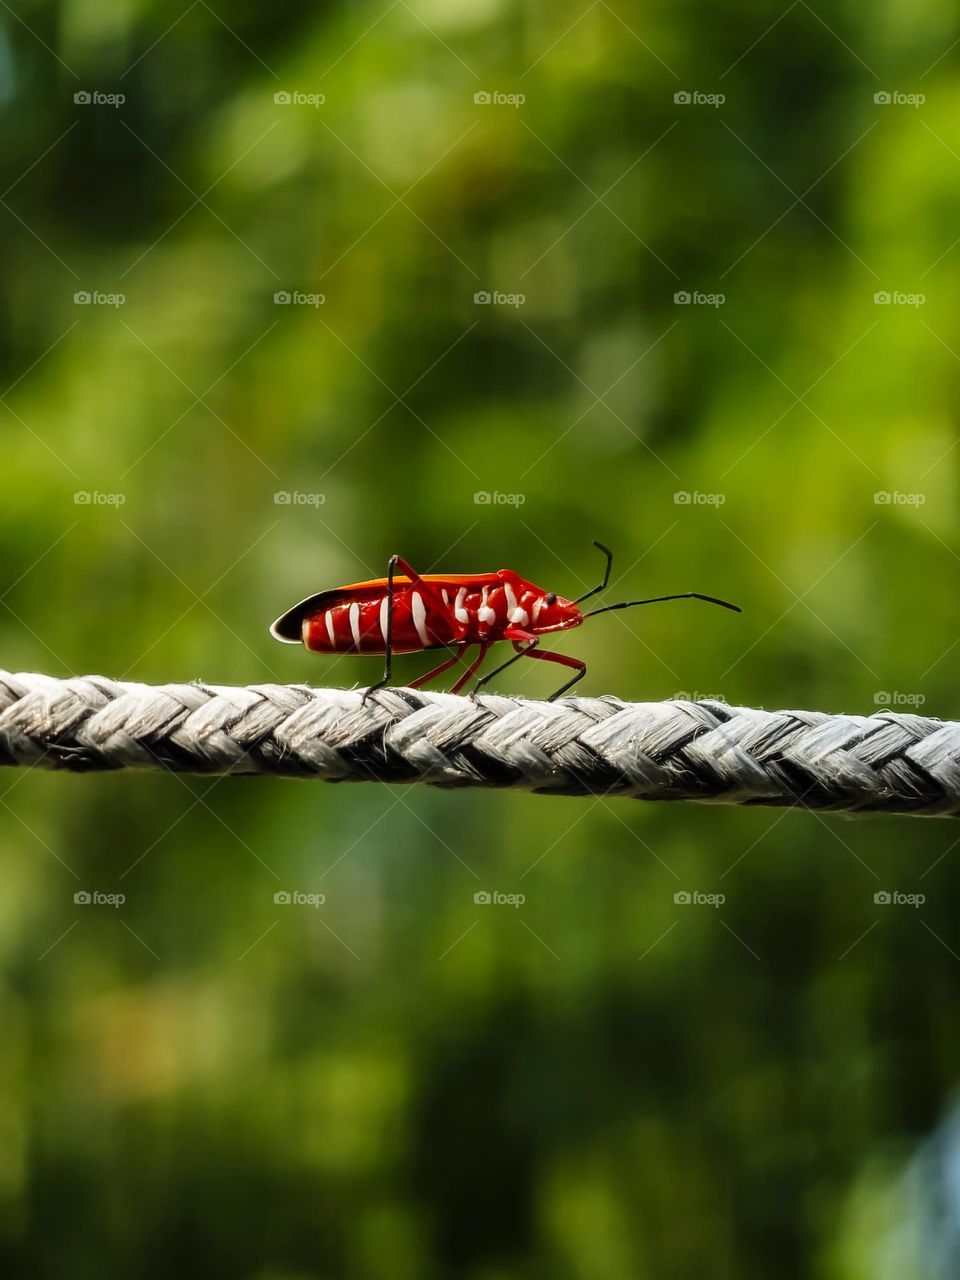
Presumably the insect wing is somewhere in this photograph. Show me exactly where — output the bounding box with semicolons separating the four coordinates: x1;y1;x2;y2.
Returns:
270;589;348;642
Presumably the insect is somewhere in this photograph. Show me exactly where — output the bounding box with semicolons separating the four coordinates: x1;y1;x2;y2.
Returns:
270;542;741;701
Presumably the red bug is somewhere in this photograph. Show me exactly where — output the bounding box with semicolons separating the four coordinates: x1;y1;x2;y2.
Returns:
270;542;741;701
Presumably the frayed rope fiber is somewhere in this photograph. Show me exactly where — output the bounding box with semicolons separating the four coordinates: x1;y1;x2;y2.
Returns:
0;670;958;816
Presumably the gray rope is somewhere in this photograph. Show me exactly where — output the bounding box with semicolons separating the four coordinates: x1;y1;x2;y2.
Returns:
0;669;957;816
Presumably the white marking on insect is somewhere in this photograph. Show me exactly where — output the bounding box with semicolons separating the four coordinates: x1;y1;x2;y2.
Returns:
411;591;430;646
349;601;361;650
510;607;529;626
504;581;517;613
479;584;498;626
454;586;469;625
325;610;336;647
532;598;543;622
379;595;389;644
442;589;449;605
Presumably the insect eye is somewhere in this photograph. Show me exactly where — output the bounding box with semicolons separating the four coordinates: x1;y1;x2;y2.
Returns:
544;592;557;606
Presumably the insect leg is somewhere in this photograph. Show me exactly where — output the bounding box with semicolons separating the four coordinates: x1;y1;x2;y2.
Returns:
393;555;456;642
409;643;469;690
516;645;587;700
471;631;539;697
472;627;586;700
449;642;490;694
361;554;399;704
391;556;435;595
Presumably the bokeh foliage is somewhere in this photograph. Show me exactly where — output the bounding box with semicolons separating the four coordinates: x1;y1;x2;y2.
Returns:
1;1;960;1276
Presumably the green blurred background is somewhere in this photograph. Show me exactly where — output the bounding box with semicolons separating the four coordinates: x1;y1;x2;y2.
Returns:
1;1;959;1276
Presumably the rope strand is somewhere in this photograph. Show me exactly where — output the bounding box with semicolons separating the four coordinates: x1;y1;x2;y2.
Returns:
0;670;955;816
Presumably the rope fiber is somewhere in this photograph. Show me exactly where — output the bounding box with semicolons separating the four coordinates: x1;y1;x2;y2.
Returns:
0;670;958;816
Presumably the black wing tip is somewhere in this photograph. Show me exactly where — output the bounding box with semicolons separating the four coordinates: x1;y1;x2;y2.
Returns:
270;590;337;643
269;612;303;643
269;598;314;644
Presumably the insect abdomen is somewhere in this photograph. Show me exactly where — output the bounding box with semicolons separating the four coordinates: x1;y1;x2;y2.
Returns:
302;588;458;654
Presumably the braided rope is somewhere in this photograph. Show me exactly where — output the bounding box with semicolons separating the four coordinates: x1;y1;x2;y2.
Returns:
0;670;956;815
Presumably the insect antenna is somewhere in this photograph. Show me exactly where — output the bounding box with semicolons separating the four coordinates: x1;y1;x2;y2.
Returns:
572;540;614;605
585;592;742;618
